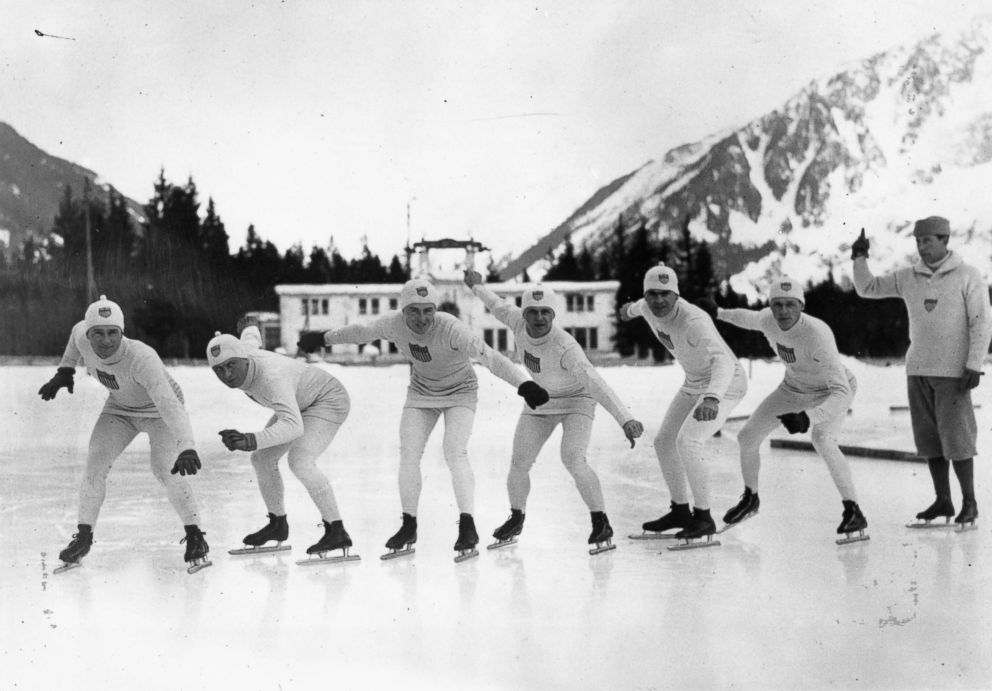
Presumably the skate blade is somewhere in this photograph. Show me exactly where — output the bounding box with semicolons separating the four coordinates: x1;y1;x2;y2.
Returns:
380;547;415;561
228;543;292;556
454;549;479;563
628;532;679;541
297;552;361;566
905;520;956;530
835;532;870;545
589;541;616;556
956;521;979;532
53;562;83;575
666;537;721;552
186;559;213;574
717;510;759;534
486;537;518;550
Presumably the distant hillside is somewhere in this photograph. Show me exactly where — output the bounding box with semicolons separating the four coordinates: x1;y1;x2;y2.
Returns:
0;122;144;255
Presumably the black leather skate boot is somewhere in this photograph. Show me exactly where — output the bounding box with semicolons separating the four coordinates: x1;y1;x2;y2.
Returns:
308;520;353;555
955;496;978;527
588;511;614;544
916;495;955;522
243;513;289;547
837;500;868;534
385;513;418;551
723;488;760;525
492;509;525;542
675;508;717;540
454;513;479;550
642;501;693;534
182;525;211;573
59;524;93;564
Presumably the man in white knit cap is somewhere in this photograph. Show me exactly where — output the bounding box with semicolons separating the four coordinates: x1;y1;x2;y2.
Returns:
38;295;210;573
464;270;643;555
207;317;357;563
852;218;992;528
619;264;747;546
700;278;869;542
297;278;549;562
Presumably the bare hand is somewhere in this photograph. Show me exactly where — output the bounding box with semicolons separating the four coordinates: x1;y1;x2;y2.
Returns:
463;269;483;288
623;420;644;448
692;397;719;422
618;302;635;322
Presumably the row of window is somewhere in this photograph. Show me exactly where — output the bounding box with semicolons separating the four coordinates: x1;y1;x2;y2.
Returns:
482;327;599;351
302;293;598;318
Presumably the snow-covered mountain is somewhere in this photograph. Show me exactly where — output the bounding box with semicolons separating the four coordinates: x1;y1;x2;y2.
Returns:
506;16;992;298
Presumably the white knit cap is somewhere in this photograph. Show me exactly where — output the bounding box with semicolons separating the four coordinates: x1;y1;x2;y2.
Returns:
643;265;679;295
769;277;805;304
206;331;248;367
521;284;559;317
399;279;439;309
84;294;125;332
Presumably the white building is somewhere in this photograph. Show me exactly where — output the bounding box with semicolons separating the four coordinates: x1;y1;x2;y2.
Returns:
273;279;619;356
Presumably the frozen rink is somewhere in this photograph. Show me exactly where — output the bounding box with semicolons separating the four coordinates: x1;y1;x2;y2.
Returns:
2;358;991;691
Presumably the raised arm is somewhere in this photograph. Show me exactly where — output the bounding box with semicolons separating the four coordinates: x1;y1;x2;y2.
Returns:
447;318;527;389
716;307;765;331
463;269;523;328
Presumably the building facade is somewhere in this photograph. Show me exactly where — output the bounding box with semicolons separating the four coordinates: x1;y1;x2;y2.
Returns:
273;279;620;356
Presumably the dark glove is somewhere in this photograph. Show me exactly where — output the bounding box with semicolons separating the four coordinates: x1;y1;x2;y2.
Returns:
777;411;810;434
38;367;75;401
695;296;719;321
237;314;260;334
219;429;258;452
517;381;550;410
297;331;325;354
851;228;869;260
960;368;983;392
171;449;202;476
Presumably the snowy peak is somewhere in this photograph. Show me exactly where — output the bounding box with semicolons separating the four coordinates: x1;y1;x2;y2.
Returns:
519;16;992;298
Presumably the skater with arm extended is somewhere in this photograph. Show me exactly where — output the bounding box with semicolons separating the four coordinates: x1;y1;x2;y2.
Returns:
207;319;358;564
298;278;549;562
619;265;748;547
852;218;992;529
706;278;869;543
463;270;644;555
37;295;210;573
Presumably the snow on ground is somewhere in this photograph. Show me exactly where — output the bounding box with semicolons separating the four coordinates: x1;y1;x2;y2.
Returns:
2;359;991;690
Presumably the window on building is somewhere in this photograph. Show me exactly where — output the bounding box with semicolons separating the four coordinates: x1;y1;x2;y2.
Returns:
586;295;594;312
572;327;588;349
389;298;398;311
311;299;320;315
321;299;329;315
589;328;598;350
301;299;308;316
566;294;585;312
388;341;398;354
483;329;494;347
497;329;507;352
359;298;367;315
371;298;380;315
514;296;522;307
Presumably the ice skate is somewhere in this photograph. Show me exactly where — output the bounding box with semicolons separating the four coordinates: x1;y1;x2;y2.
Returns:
955;496;978;532
54;525;93;574
454;513;480;563
380;513;417;561
588;512;616;555
629;501;691;540
181;525;212;574
488;509;524;550
229;513;292;555
667;509;721;551
719;488;760;533
835;500;870;545
298;520;361;565
906;495;956;529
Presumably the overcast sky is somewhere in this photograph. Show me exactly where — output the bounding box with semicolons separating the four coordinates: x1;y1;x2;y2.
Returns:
1;1;988;262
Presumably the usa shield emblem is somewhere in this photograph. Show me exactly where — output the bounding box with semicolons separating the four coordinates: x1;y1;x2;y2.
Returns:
210;345;221;357
532;291;543;301
660;274;669;284
655;329;674;350
416;287;428;297
776;343;797;363
781;282;792;292
924;299;937;312
99;307;111;317
524;351;541;373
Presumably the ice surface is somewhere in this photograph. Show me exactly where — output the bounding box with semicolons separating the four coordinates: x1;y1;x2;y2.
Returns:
2;358;991;690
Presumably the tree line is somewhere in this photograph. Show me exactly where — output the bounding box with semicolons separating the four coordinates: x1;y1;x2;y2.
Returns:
0;171;409;357
544;214;917;362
